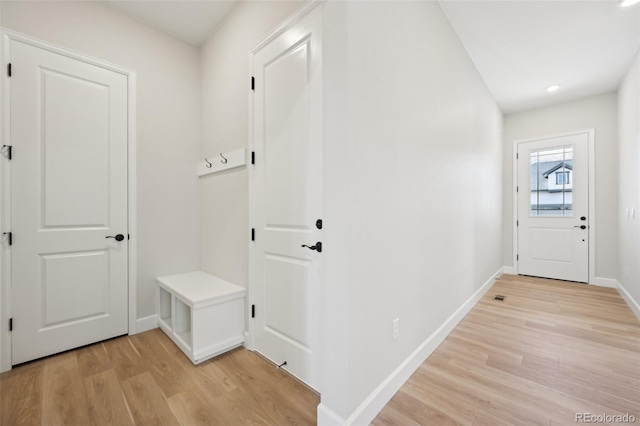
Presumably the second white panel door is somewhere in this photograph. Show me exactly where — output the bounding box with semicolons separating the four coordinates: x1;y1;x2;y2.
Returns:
252;7;322;390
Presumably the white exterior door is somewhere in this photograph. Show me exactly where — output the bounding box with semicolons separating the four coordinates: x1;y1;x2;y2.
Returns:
10;39;129;364
517;132;590;283
252;7;322;390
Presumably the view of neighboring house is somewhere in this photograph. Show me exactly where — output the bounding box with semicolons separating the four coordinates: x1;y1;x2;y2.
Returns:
530;159;573;215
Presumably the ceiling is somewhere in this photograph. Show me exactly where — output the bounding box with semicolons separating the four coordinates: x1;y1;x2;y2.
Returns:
103;1;238;46
101;0;639;113
440;0;640;114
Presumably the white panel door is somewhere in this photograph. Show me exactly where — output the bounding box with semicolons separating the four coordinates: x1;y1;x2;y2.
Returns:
10;40;128;364
252;7;322;390
517;133;589;282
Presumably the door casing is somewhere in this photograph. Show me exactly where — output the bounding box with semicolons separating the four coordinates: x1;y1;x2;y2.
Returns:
512;129;595;284
247;0;322;379
0;29;138;372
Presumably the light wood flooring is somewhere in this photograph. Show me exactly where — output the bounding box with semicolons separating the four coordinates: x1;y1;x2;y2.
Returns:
0;328;319;425
2;275;639;426
373;274;640;425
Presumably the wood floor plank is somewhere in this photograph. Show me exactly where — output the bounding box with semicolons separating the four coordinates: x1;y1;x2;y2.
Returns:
155;329;236;399
371;403;423;426
85;369;135;426
401;373;477;425
121;372;180;426
166;386;228;426
77;342;113;379
128;330;196;399
387;388;463;425
471;410;518;426
212;349;317;425
103;336;147;382
42;352;91;426
0;362;44;426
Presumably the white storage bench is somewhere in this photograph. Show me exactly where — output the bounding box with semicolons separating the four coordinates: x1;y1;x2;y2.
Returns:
156;271;246;364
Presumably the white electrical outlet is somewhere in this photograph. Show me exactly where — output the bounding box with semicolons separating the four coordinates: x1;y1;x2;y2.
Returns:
392;318;400;341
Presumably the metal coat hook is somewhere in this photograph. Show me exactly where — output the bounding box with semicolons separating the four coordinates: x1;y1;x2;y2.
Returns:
198;148;246;177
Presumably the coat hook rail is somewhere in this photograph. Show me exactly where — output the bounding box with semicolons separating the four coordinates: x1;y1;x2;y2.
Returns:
198;148;246;177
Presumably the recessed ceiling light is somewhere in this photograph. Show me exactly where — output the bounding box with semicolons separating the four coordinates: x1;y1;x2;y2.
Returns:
621;0;640;7
546;85;560;92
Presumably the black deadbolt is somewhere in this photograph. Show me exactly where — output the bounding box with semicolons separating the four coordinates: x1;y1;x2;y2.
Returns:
580;216;586;221
106;234;125;241
316;219;323;229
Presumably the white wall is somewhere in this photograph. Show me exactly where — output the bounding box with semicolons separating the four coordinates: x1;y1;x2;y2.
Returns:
198;2;503;421
502;93;619;281
199;1;303;288
0;1;201;321
321;1;503;419
617;50;639;308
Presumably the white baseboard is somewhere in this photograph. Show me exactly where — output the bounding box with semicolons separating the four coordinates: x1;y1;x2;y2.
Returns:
318;403;347;426
318;268;503;426
592;277;618;288
243;331;251;349
503;266;515;275
135;314;158;334
617;280;640;321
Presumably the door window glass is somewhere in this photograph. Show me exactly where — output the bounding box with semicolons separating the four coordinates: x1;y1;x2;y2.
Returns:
530;146;573;216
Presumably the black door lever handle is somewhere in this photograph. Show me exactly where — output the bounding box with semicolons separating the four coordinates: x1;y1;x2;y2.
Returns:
301;242;322;253
106;234;125;241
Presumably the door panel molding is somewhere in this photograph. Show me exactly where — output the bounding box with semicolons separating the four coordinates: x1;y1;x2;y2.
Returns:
0;29;137;372
512;129;595;284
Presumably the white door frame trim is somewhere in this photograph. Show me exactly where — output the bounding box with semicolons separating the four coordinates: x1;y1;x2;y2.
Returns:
247;0;321;352
512;128;596;284
0;29;138;372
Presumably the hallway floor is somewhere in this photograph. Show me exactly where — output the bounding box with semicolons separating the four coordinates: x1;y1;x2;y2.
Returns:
373;274;640;425
2;275;638;425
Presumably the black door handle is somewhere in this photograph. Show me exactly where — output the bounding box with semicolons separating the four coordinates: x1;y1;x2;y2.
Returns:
106;234;125;241
574;225;587;230
301;242;322;253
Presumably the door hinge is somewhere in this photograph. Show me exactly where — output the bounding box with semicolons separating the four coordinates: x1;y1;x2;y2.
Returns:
516;220;519;227
7;63;11;77
516;153;519;159
251;305;255;318
3;232;12;246
251;228;255;241
516;186;519;193
9;318;12;332
516;254;519;261
251;151;255;165
251;76;255;91
2;145;12;160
